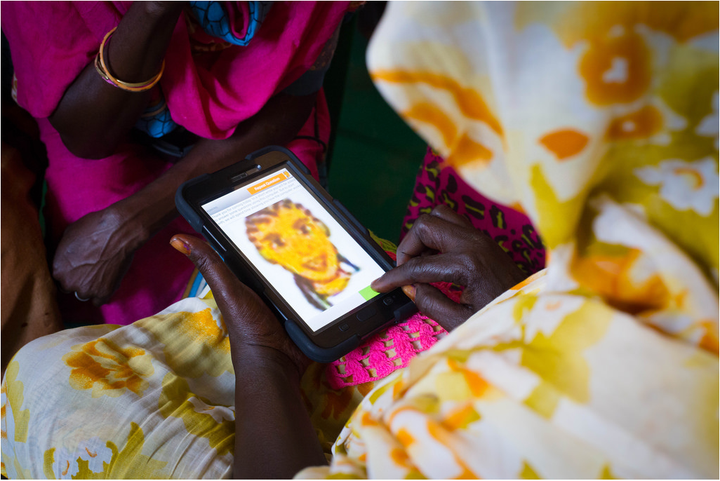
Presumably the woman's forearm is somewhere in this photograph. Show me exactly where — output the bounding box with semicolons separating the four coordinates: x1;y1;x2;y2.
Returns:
232;347;326;478
113;92;318;247
50;91;317;304
48;2;183;159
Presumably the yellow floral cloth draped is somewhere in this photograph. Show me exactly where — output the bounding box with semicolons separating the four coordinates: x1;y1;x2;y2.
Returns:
1;1;718;479
0;293;372;478
2;298;233;478
297;1;719;478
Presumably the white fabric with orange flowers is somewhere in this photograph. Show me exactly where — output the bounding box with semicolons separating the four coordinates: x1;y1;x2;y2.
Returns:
1;297;238;478
1;289;374;479
297;1;719;478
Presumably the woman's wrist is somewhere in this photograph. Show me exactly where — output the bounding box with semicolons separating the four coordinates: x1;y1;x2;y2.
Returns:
231;344;305;385
231;344;324;478
105;199;154;252
110;168;183;243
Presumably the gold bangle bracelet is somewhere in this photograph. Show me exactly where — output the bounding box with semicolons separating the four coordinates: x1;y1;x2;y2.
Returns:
96;27;164;92
94;55;112;84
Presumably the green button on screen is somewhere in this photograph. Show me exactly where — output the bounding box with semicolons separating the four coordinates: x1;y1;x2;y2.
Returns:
359;285;380;301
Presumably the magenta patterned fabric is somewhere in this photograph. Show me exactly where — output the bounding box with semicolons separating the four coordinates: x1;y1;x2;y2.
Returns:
402;146;546;275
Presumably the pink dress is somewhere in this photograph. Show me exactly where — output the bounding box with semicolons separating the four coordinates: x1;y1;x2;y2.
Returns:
2;1;350;325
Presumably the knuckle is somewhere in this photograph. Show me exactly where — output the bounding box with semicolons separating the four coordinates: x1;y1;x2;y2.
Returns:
470;230;493;251
51;258;63;274
457;252;480;278
417;212;441;232
194;254;218;274
431;204;452;216
412;214;431;233
416;216;443;242
403;257;428;283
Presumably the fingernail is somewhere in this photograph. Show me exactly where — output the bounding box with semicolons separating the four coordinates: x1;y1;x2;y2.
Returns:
170;237;191;256
402;284;416;301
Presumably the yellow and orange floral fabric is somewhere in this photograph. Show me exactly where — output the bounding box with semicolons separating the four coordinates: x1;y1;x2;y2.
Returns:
0;291;373;478
298;1;718;478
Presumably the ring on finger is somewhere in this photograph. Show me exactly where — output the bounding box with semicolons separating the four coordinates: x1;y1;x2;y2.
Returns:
75;292;90;302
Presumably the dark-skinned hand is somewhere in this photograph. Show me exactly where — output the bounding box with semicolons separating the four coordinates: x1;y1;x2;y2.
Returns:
52;205;142;306
371;205;527;332
170;234;323;478
169;233;310;379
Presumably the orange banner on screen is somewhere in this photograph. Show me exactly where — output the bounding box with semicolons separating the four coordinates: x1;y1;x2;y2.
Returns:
248;173;287;195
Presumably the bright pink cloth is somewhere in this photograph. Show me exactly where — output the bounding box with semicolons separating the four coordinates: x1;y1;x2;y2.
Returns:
2;2;348;138
326;282;458;390
2;2;347;325
326;251;463;390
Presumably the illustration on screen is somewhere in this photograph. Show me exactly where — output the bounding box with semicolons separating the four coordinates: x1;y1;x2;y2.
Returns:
246;199;360;311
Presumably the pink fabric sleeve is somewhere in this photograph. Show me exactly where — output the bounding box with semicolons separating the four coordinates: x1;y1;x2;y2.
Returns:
161;2;349;139
0;2;119;119
2;1;348;140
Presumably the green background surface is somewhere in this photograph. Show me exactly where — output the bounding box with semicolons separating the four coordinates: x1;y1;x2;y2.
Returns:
326;25;427;245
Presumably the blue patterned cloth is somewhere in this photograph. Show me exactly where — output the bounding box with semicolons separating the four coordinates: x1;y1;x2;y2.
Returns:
189;1;273;47
135;2;274;139
136;99;178;139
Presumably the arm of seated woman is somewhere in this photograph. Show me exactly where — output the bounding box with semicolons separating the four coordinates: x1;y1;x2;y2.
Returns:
48;2;184;159
52;91;318;306
169;234;326;479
